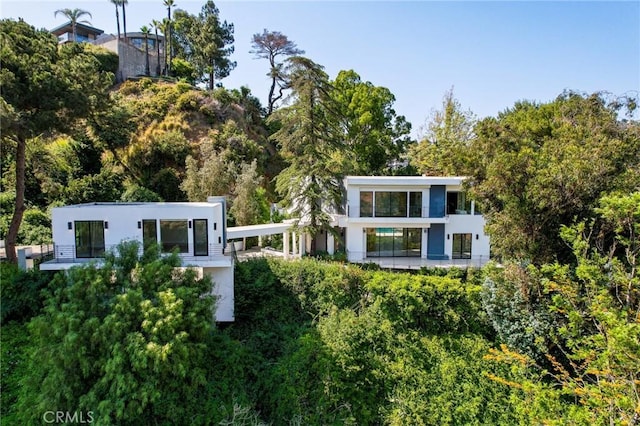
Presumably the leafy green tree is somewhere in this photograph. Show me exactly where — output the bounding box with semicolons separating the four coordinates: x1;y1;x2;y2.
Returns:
18;242;216;424
250;29;304;115
172;1;235;90
181;142;234;201
54;8;92;42
409;88;476;176
485;192;640;424
0;19;113;263
331;70;412;175
120;183;163;202
229;160;267;226
468;91;640;263
171;57;196;84
269;57;344;243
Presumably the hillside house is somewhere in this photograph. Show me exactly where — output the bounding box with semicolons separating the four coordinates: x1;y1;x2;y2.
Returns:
39;197;234;322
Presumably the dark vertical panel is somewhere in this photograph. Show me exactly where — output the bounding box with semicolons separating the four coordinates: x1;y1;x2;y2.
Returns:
429;186;446;218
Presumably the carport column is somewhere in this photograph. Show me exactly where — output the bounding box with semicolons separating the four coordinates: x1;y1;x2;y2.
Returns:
283;232;289;259
299;232;306;257
327;232;335;255
292;232;298;257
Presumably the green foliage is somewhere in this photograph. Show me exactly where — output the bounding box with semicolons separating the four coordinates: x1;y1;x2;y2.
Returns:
18;207;52;244
231;258;512;424
63;168;124;204
171;58;197;85
269;57;345;240
409;88;476;176
0;322;31;424
18;242;217;424
485;192;640;424
331;70;412;175
481;263;554;362
229;160;268;226
120;183;163;202
468;92;640;263
81;43;119;75
0;263;52;324
172;1;235;90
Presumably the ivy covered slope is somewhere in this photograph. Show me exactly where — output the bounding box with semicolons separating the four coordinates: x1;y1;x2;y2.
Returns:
4;247;518;425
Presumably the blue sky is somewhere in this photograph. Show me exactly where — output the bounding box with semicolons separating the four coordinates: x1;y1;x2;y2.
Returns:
2;1;639;137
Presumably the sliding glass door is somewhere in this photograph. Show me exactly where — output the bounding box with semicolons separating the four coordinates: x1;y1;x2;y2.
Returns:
365;228;421;257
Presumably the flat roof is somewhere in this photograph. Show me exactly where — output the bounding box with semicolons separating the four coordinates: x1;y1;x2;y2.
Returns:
227;223;292;239
55;201;221;209
345;176;467;186
50;21;104;36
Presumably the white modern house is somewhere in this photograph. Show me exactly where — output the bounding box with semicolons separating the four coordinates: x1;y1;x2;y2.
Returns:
39;197;234;322
336;176;490;266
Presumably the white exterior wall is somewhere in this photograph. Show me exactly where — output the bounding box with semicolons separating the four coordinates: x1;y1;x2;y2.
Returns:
340;176;490;264
445;214;490;260
46;202;235;322
205;266;234;322
51;203;225;257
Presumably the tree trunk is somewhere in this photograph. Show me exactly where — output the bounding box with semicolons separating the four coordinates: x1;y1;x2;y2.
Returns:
115;6;121;40
6;134;27;264
268;71;277;115
122;3;127;39
209;62;214;90
144;38;150;76
155;29;161;75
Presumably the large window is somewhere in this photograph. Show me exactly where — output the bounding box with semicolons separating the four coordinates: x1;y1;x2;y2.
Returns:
142;220;157;250
409;192;422;217
360;191;373;217
366;228;421;257
447;192;472;215
160;220;188;253
374;192;407;217
193;219;208;256
75;221;105;258
360;191;422;218
452;233;472;259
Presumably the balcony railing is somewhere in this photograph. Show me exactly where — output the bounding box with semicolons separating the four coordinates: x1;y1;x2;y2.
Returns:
49;243;226;264
346;251;490;269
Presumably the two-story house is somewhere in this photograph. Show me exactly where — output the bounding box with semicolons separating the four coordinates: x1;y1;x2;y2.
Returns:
338;176;490;265
39;197;234;322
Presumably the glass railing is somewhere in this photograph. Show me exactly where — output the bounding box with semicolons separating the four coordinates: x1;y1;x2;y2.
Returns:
49;243;225;263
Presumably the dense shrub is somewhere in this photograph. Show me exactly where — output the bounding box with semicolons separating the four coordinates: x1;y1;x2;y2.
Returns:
0;263;53;325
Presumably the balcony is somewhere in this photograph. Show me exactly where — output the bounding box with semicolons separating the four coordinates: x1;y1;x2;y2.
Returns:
346;252;490;270
40;243;229;270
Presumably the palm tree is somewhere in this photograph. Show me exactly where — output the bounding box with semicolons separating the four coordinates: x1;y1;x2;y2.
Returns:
109;0;122;40
141;25;151;76
121;0;129;40
151;19;162;76
163;0;176;75
54;8;92;42
160;18;170;75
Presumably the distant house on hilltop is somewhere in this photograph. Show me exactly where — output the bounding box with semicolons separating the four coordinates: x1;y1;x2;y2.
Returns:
50;21;166;82
50;21;103;44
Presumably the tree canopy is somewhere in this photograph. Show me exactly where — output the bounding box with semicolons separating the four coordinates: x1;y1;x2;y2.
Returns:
250;29;304;115
0;19;113;263
172;1;235;90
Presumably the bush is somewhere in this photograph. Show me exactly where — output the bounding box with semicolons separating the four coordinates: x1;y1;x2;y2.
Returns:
0;263;53;325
